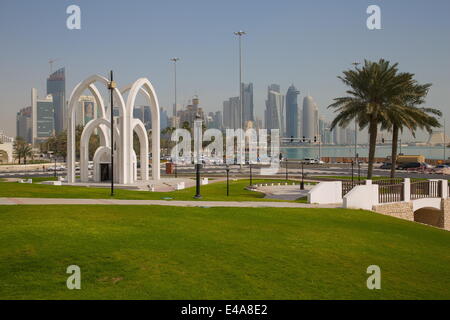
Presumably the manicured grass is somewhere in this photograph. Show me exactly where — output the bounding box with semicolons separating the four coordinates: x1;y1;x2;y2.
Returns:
0;179;303;202
0;205;449;299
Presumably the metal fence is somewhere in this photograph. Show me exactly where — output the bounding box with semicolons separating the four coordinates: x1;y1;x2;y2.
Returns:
378;183;404;204
373;178;404;186
341;180;365;197
410;180;442;200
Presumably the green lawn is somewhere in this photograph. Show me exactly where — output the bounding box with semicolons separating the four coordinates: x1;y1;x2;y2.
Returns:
0;179;306;202
0;205;449;299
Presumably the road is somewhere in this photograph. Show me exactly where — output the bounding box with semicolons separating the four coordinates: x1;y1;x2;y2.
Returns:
0;164;448;180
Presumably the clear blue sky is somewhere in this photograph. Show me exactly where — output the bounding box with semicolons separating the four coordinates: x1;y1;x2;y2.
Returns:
1;0;449;141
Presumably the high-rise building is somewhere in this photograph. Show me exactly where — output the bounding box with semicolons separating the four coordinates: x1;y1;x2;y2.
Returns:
222;97;240;129
31;88;54;144
285;85;300;139
160;108;169;131
46;68;66;134
16;106;32;143
264;84;285;135
242;83;254;124
302;96;318;140
177;96;206;129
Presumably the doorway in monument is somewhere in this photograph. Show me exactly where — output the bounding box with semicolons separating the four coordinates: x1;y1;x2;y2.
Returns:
100;163;111;182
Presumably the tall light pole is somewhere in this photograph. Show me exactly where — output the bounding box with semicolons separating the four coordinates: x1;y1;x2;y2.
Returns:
170;58;180;121
108;70;116;196
352;62;360;161
234;30;246;168
194;115;203;199
443;117;447;161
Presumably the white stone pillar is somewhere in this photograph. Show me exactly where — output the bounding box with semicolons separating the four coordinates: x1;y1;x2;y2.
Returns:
403;178;411;202
440;179;448;199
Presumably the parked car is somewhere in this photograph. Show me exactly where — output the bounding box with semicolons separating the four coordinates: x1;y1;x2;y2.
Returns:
302;158;317;164
47;166;65;172
432;164;450;174
379;162;392;170
397;162;432;171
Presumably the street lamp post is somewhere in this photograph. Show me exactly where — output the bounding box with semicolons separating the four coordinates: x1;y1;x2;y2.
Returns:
170;58;180;120
352;62;360;162
234;31;246;169
194;116;202;199
444;117;447;161
358;159;361;181
174;162;177;178
249;162;253;186
300;161;305;190
285;158;288;181
351;160;354;183
54;156;57;179
108;70;116;196
226;165;230;196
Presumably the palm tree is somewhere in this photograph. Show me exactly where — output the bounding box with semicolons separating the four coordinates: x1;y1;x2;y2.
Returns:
329;59;423;179
13;137;25;164
21;144;32;164
380;82;441;178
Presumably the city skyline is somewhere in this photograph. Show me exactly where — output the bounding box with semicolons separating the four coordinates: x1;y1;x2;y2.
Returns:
1;0;449;142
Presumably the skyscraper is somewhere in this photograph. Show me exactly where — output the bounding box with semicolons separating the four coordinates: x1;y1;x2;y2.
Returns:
31;88;54;144
302;96;318;140
222;97;240;129
47;68;66;134
16;106;32;143
264;84;285;135
285;85;300;139
242;83;254;124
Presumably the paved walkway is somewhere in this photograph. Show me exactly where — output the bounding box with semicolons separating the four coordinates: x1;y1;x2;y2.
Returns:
0;197;341;208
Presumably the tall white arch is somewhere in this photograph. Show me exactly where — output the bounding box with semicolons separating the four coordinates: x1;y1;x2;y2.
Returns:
67;75;161;184
125;78;160;180
79;117;120;182
67;75;126;183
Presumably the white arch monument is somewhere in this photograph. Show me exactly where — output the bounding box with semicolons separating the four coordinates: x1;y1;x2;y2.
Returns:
67;75;160;184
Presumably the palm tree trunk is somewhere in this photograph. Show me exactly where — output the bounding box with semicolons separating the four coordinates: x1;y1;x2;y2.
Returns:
390;124;399;178
367;119;378;179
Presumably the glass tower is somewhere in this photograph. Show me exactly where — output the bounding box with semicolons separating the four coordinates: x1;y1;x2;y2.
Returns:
47;68;66;134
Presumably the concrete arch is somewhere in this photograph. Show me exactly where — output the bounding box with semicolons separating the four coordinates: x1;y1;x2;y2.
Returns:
412;198;442;212
132;119;149;181
80;117;120;182
67;75;126;183
414;207;444;228
0;150;9;164
125;78;160;180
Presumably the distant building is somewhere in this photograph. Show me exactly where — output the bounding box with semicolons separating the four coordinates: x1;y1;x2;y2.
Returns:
177;96;206;129
160;108;169;131
16;106;32;143
264;84;285;135
0;131;13;163
46;68;66;134
206;111;222;130
242;83;254;124
31;88;54;145
285;85;300;139
223;97;240;129
302;96;318;140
